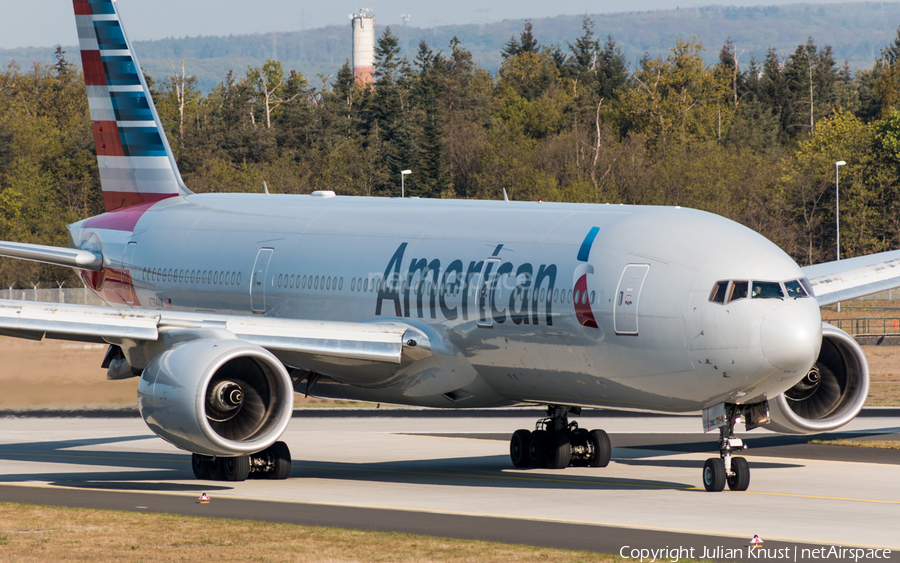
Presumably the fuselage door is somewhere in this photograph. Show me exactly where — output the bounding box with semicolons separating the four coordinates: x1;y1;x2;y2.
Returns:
121;241;137;306
251;248;274;313
477;257;501;328
614;263;650;335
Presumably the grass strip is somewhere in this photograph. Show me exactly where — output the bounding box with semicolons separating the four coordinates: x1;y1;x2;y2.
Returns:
0;502;618;563
809;439;900;450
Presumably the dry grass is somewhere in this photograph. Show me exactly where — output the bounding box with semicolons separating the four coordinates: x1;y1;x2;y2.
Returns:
809;439;900;450
857;346;900;406
0;503;610;563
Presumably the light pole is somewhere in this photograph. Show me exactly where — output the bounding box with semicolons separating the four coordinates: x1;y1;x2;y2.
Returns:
401;169;411;198
835;160;846;312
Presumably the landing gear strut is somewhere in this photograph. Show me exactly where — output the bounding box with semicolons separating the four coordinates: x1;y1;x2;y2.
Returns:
703;405;750;492
509;406;611;469
191;441;292;481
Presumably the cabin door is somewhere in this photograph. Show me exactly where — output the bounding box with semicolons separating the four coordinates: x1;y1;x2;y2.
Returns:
251;248;274;313
614;264;650;335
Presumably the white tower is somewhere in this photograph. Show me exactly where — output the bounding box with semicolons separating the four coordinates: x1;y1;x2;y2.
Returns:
351;9;375;85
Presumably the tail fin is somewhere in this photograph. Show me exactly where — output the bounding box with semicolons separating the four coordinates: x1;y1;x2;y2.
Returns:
73;0;191;212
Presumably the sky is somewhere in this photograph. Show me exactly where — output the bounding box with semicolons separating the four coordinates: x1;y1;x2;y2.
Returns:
0;0;882;50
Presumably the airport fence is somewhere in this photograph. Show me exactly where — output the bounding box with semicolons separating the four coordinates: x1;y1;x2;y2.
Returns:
2;283;900;337
2;285;106;307
821;317;900;337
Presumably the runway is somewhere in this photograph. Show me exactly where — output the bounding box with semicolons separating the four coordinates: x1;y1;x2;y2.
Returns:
0;409;898;560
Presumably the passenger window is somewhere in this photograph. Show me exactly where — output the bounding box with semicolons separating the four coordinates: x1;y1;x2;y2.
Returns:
709;281;729;303
784;280;808;298
751;281;784;299
728;281;748;302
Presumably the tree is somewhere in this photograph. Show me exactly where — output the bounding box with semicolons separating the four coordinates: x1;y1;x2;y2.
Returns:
501;21;539;60
615;39;730;151
568;16;599;75
595;36;628;102
245;59;305;129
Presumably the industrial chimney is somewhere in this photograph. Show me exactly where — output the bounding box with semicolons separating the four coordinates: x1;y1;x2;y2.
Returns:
351;9;375;85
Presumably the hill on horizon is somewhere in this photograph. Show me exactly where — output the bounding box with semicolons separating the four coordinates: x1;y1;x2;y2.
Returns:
3;2;900;92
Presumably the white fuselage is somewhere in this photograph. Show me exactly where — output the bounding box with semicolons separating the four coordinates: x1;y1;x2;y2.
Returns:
69;193;823;412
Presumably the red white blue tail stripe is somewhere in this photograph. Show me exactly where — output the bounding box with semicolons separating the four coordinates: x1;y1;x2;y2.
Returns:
74;0;189;212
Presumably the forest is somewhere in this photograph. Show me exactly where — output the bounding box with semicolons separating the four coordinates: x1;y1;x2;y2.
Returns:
4;18;900;286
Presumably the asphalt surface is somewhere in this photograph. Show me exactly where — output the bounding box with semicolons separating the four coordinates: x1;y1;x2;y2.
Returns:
0;410;898;560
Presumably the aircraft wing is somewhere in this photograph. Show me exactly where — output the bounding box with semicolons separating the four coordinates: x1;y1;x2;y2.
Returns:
0;300;430;373
801;249;900;306
0;241;102;271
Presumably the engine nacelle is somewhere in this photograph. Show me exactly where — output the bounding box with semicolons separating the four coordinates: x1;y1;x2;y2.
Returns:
767;323;869;434
137;338;294;456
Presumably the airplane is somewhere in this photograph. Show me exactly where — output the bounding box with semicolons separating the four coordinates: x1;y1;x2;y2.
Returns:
0;0;895;492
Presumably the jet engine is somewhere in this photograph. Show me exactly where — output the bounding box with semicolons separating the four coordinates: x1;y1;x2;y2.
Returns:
137;338;294;456
766;323;870;434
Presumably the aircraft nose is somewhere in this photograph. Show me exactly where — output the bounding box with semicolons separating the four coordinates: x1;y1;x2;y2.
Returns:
760;301;822;372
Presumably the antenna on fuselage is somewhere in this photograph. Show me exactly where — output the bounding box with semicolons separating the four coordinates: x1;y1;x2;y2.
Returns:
264;181;270;197
502;188;510;205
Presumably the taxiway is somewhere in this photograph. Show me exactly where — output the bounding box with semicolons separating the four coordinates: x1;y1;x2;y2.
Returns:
0;409;898;558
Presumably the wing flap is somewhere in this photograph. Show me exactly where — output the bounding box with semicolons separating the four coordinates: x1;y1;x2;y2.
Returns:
0;300;424;367
0;301;159;340
801;250;900;306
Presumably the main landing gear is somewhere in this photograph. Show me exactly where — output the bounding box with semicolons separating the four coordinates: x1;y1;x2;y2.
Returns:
703;406;750;492
509;406;611;469
191;441;292;482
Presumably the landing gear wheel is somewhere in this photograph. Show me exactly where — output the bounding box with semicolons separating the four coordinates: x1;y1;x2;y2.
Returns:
587;429;611;468
208;457;226;481
703;458;726;492
223;456;251;482
528;430;549;468
191;453;211;480
727;457;750;491
266;441;292;480
510;429;532;468
546;431;572;470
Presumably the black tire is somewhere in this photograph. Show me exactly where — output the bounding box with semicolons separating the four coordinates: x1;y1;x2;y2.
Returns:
528;430;549;468
267;441;292;480
223;456;251;482
208;457;226;481
703;458;726;492
727;457;750;491
191;453;211;480
510;429;532;468
587;429;611;468
546;431;572;470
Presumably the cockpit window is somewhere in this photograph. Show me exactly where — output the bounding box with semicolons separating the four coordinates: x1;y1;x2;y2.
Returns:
751;281;784;299
784;279;808;298
728;281;748;302
710;281;729;303
799;277;814;297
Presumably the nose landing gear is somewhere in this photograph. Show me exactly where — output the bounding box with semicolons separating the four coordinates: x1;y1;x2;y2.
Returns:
703;405;750;492
509;405;611;469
